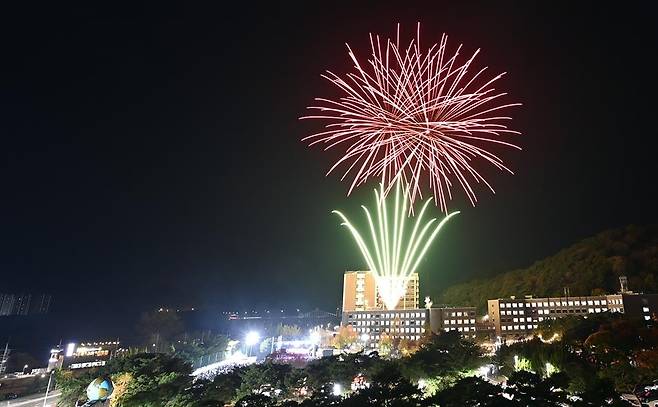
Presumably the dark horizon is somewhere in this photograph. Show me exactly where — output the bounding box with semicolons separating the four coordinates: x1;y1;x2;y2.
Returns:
2;2;657;321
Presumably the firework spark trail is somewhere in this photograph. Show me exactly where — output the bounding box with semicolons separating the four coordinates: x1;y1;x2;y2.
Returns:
302;23;521;212
333;183;459;310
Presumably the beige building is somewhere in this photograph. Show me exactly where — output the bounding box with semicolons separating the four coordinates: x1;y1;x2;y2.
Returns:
488;292;658;339
342;271;419;312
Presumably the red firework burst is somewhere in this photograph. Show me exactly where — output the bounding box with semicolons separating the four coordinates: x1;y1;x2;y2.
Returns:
301;24;521;212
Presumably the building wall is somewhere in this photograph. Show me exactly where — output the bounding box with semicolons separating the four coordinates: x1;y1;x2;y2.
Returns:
488;293;658;338
342;271;377;312
342;309;428;345
342;271;419;312
429;306;477;338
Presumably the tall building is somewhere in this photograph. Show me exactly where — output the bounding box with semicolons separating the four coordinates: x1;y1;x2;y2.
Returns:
342;271;419;312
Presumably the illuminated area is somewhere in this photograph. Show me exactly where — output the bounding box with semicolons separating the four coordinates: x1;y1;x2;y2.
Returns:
334;183;458;310
302;23;521;211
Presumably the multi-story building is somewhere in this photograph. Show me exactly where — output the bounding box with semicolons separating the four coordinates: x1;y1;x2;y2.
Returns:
342;271;419;312
341;305;481;346
488;292;658;338
342;308;428;345
428;306;477;338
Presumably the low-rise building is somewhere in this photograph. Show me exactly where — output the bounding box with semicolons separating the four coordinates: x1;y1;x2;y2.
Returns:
488;292;658;339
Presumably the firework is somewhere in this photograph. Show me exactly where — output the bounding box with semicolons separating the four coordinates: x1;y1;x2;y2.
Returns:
333;182;458;310
302;24;521;212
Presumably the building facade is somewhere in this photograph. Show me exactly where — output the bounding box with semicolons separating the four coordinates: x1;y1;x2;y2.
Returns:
342;308;428;345
428;306;477;338
488;292;658;338
341;306;480;346
342;271;419;312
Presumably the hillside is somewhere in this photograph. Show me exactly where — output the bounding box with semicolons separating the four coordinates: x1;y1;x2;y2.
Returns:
439;225;658;311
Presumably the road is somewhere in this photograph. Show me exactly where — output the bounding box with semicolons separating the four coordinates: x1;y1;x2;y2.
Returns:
1;390;60;407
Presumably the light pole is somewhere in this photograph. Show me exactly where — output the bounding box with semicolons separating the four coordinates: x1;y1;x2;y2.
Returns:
42;370;54;407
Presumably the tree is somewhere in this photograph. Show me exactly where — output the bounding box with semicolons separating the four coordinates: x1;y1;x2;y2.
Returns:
331;326;357;349
276;324;303;339
435;376;510;406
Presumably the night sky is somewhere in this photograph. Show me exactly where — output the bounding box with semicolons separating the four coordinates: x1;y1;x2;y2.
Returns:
2;2;657;318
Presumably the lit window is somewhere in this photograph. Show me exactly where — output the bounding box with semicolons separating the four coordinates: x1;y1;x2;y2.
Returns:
601;300;607;305
513;310;518;315
594;300;600;306
587;301;593;305
543;302;549;307
520;325;525;330
588;308;594;313
550;302;555;306
513;318;518;323
526;317;532;322
575;301;580;306
444;328;449;332
561;302;567;306
568;301;573;306
512;303;517;308
458;327;463;332
514;325;519;330
643;307;650;313
502;326;507;331
464;327;470;332
539;317;544;321
644;316;651;321
595;308;601;313
519;310;524;315
470;319;475;324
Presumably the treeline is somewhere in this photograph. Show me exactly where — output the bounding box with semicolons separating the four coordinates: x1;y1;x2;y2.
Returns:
440;224;658;311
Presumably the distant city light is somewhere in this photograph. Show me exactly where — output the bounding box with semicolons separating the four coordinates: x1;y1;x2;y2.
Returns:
332;383;342;396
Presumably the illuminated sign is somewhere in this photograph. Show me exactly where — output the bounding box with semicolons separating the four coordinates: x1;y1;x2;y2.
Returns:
69;361;106;369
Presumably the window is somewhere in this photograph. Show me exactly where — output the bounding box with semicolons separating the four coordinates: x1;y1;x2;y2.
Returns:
519;310;525;315
526;317;532;322
502;326;507;331
568;301;573;306
643;307;650;313
575;301;580;306
513;318;518;323
588;308;594;313
645;316;651;321
444;328;450;332
543;302;549;307
513;310;518;315
470;319;475;324
512;303;518;308
594;300;600;306
514;325;519;330
587;301;593;305
550;302;555;306
539;317;544;321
